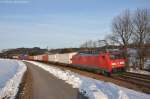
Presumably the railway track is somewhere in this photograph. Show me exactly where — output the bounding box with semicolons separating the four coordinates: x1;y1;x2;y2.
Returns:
123;72;150;80
111;72;150;93
112;72;150;85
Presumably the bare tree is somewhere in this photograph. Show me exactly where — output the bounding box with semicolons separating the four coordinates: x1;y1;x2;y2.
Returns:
105;34;119;45
105;8;150;70
112;10;133;48
87;40;94;48
93;41;97;48
80;41;88;48
111;10;134;69
80;40;108;48
96;40;107;48
132;8;150;69
80;40;95;48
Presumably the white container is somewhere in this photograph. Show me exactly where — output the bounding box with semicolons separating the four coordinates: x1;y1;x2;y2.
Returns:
33;56;38;60
36;55;43;61
48;54;58;62
57;52;77;64
12;56;19;59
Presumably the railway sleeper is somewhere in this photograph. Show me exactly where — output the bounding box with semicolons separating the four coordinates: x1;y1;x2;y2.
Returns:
121;75;150;83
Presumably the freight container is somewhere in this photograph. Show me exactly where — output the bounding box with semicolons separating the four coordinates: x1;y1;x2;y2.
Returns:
19;55;28;60
28;56;34;60
33;56;38;60
48;54;58;62
57;52;77;64
42;54;48;62
12;56;19;59
37;55;43;61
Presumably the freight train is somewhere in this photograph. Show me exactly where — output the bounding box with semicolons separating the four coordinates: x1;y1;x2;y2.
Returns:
19;49;126;76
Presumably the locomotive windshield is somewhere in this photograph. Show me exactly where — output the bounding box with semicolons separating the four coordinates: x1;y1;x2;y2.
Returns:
110;52;125;59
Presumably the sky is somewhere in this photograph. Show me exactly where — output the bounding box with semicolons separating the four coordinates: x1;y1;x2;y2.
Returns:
0;0;149;50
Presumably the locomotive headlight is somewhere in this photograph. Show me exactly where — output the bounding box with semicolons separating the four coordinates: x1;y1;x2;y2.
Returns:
112;63;116;65
120;62;124;64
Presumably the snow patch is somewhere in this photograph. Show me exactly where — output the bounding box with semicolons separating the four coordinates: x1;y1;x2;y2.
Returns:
26;61;150;99
0;59;27;99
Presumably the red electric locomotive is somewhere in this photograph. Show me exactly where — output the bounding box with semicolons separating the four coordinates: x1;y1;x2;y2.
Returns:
71;49;126;76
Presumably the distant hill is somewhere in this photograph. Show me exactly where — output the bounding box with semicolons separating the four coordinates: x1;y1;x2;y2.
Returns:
0;47;48;58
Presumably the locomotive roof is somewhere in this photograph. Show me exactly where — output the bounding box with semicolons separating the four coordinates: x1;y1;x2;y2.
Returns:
78;49;123;56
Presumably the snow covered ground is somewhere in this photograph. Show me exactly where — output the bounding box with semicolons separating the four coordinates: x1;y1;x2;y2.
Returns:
127;48;150;70
26;61;150;99
0;59;27;99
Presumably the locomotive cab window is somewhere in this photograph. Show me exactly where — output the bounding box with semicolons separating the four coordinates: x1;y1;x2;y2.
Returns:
110;54;124;59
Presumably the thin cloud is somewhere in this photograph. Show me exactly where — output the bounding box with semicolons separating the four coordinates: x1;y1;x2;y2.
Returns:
0;0;30;4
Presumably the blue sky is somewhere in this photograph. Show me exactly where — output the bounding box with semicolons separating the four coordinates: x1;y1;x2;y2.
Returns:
0;0;149;50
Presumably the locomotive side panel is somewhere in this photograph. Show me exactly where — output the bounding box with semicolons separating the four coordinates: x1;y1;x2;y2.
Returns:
98;53;111;72
72;54;110;72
